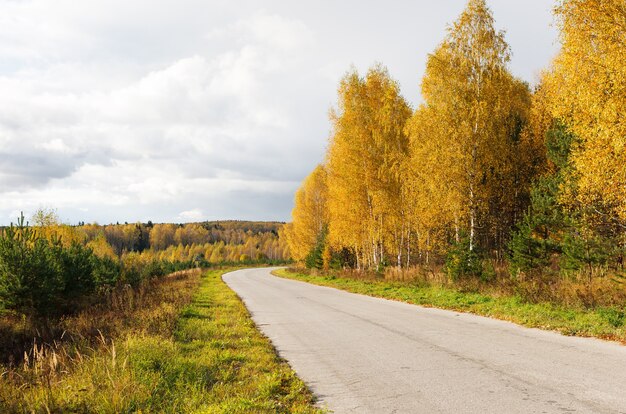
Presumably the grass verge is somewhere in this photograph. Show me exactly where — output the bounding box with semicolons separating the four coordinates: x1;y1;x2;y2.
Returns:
273;268;626;344
0;268;322;413
168;268;321;413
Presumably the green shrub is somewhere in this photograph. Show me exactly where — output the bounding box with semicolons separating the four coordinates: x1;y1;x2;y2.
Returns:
561;231;610;277
141;260;166;280
305;229;327;269
92;255;121;287
444;235;483;280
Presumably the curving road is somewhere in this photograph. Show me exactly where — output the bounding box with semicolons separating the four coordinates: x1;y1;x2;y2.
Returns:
223;268;626;414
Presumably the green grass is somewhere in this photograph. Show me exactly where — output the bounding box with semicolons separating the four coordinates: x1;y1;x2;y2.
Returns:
162;268;322;413
273;268;626;343
0;269;322;413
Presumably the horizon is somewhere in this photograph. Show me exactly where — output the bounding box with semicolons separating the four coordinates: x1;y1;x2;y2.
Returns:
1;211;287;227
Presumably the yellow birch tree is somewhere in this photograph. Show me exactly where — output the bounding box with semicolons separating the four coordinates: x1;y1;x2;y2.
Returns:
284;165;329;262
406;0;531;254
326;65;411;269
545;0;626;227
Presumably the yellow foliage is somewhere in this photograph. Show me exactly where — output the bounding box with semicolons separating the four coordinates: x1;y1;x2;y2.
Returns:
545;0;626;223
37;225;86;247
326;65;411;269
86;235;117;261
285;165;329;262
406;0;531;252
149;223;176;250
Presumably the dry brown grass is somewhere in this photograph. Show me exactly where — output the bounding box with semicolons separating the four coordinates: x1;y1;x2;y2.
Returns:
511;271;626;308
0;269;202;413
298;263;626;310
0;269;202;366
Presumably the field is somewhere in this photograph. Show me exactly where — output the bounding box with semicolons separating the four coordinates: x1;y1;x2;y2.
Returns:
0;268;321;413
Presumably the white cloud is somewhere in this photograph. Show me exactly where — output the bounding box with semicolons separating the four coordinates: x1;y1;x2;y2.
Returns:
177;208;204;222
207;11;315;52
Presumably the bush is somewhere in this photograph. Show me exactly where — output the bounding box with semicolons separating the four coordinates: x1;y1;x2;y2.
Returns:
444;235;483;280
141;260;166;280
121;252;143;287
92;255;121;287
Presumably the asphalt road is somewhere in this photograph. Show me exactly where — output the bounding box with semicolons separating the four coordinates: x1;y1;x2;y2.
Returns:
223;268;626;414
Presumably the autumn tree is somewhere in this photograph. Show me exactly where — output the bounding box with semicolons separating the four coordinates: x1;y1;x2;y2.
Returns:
544;0;626;233
173;223;210;246
507;0;626;276
406;0;531;260
149;223;177;250
326;65;412;270
86;234;118;261
31;207;59;227
28;208;89;248
285;165;329;263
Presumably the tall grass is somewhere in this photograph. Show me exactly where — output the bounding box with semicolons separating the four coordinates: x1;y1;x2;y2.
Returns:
0;269;201;412
382;262;626;309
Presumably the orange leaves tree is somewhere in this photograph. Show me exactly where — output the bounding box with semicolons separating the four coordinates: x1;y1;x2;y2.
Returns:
406;0;532;258
545;0;626;232
325;65;412;270
284;164;329;263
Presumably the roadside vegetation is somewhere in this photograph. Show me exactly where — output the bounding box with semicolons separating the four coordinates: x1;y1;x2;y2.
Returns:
275;268;626;343
283;0;625;340
0;268;203;412
0;268;321;413
0;212;311;412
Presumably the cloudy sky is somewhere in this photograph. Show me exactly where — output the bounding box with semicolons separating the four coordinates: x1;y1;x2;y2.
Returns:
0;0;559;225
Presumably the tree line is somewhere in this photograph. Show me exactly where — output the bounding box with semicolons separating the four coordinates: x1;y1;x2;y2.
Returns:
0;210;289;321
285;0;625;281
21;211;289;263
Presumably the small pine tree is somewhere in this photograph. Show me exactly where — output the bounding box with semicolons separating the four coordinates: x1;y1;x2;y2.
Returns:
0;213;106;319
444;234;483;280
561;229;609;281
305;230;327;270
508;178;563;275
509;215;548;275
508;122;575;275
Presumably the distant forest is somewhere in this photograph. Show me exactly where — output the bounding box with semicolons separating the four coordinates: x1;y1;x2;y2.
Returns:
32;216;290;263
